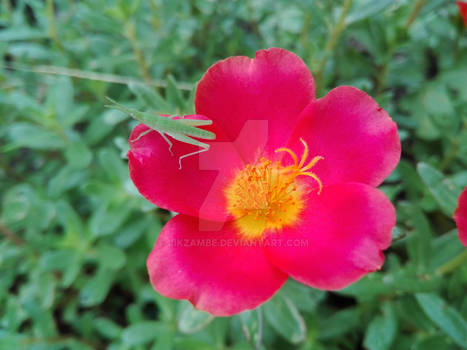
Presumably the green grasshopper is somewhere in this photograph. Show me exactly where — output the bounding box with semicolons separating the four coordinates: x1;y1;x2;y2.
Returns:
105;97;215;169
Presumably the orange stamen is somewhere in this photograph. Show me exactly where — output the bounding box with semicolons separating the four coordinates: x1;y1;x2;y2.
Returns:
225;138;324;239
274;138;324;194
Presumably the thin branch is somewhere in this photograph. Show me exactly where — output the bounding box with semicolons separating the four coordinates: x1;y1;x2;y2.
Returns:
315;0;354;94
436;250;467;276
404;0;428;29
125;22;151;83
440;121;467;170
376;0;429;94
1;63;193;91
0;221;25;246
46;0;64;51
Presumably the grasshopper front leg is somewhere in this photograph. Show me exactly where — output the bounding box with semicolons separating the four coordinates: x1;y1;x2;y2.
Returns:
130;129;174;156
158;132;174;156
130;128;153;142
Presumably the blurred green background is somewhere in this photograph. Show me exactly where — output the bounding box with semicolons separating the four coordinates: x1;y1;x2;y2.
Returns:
1;0;467;349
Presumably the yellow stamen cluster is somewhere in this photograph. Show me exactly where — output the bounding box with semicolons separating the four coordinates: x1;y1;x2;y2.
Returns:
225;138;323;239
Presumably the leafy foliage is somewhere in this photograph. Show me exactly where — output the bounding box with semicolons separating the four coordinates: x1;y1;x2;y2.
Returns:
1;0;466;349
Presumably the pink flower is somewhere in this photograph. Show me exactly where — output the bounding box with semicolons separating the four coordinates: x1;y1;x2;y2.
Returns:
458;1;467;27
128;48;401;316
454;186;467;247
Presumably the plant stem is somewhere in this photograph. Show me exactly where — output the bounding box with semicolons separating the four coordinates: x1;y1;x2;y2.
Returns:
0;222;24;246
2;0;11;14
376;0;428;95
125;22;151;83
2;63;193;90
315;0;353;94
149;0;161;31
436;250;467;276
404;0;428;29
440;121;467;170
46;0;64;51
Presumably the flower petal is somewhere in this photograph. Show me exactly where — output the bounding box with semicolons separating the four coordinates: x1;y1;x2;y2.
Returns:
195;47;315;159
128;118;242;221
287;86;400;187
454;186;467;247
458;1;467;27
147;215;288;316
264;183;395;290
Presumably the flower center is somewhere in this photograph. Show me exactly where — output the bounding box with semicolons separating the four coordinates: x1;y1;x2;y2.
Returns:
225;138;323;239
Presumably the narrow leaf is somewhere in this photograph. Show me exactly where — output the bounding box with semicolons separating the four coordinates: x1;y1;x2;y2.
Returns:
417;162;458;216
416;293;467;348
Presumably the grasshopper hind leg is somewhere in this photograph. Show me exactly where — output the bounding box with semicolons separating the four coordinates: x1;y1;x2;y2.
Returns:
178;147;209;170
130;129;153;142
167;133;210;170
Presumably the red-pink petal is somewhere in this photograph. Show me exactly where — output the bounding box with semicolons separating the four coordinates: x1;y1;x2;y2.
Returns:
195;47;315;159
286;86;400;188
146;215;287;316
454;186;467;247
128;119;242;221
264;183;395;290
458;1;467;27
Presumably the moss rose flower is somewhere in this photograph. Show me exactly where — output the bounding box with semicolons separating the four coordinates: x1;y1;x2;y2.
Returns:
458;1;467;26
128;48;401;316
454;186;467;247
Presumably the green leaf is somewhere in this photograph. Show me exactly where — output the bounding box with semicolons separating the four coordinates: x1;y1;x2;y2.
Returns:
1;185;33;224
39;250;76;271
166;75;186;112
47;165;88;197
399;202;432;272
98;148;128;184
95;245;126;270
0;333;22;350
65;140;93;169
415;293;467;348
238;309;263;349
128;82;170;111
6;122;65;150
441;68;467;99
48;76;75;124
89;201;132;237
421;84;454;126
84;109;127;145
263;293;306;344
318;308;361;340
56;200;84;238
113;218;153;248
177;301;214;334
121;321;168;346
23;301;57;338
38;247;82;288
363;304;397;350
413;334;453;350
397;160;425;199
429;229;465;271
347;0;394;24
2;296;26;332
79;268;115;307
0;27;48;41
417;162;459;216
340;266;441;301
7;43;50;60
93;318;122;340
280;280;325;313
413;109;441;140
397;296;434;331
